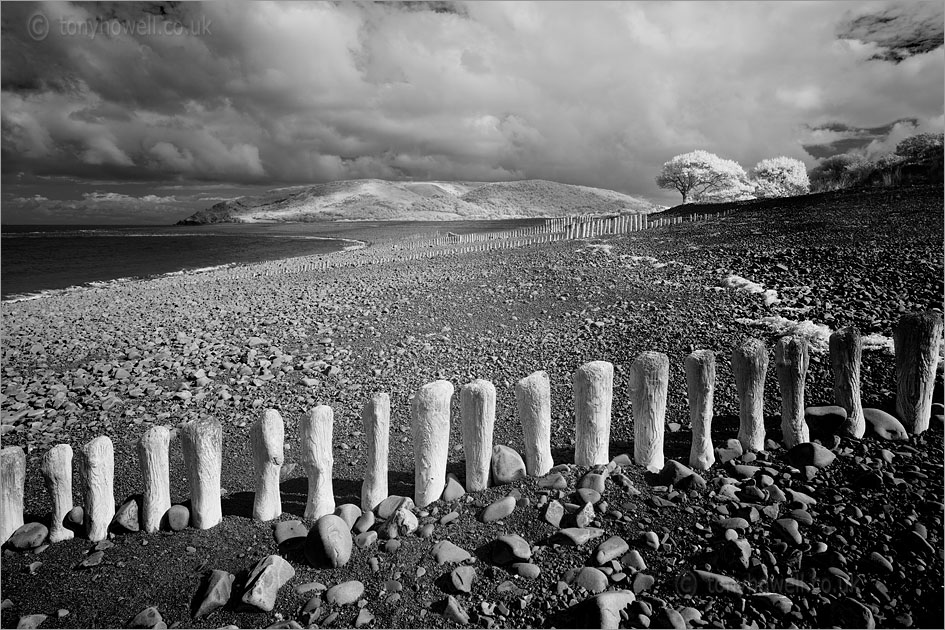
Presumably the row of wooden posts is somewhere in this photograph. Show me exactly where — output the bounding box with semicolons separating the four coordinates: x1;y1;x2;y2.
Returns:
0;313;940;546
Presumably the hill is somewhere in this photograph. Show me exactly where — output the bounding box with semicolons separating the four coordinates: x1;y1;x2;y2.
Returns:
177;178;656;224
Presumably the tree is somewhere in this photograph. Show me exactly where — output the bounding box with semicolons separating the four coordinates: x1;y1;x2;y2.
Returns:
809;153;874;192
895;132;944;165
656;150;750;204
749;157;810;198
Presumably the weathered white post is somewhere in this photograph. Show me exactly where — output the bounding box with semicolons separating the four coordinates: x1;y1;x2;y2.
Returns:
137;426;171;533
630;351;669;472
516;371;554;476
776;335;810;449
80;436;115;542
251;409;284;521
732;338;768;452
573;361;614;466
895;312;944;435
1;446;26;544
412;380;454;508
301;405;336;519
41;444;75;542
830;327;865;438
361;393;390;512
461;380;495;492
181;418;222;529
685;350;716;470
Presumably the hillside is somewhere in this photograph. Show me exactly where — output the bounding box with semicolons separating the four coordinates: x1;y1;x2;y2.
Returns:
177;178;656;224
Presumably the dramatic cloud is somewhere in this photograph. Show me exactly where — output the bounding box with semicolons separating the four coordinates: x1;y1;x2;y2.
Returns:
1;0;943;219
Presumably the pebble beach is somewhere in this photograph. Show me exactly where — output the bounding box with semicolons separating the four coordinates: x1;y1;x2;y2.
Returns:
1;186;943;629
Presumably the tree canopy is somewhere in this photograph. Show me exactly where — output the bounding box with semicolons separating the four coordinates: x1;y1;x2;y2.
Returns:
655;150;750;204
750;157;810;198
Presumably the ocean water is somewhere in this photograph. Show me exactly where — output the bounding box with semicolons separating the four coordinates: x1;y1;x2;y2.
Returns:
0;219;543;301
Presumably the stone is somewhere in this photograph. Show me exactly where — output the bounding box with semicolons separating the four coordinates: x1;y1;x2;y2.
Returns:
376;496;414;520
354;608;374;628
16;615;47;629
273;520;308;546
128;606;163;628
194;570;235;618
6;523;48;551
717;517;749;531
863;552;893;573
631;573;654;594
657;460;693;486
512;562;541;579
804;405;847;438
112;498;140;533
864;408;908;441
480;496;516;523
65;506;84;529
594;536;629;565
355;531;377;549
652;607;686;629
165;505;189;531
450;565;477;593
576;488;602;505
304;515;352;568
622;550;647;573
76;550;104;569
441;474;465;502
714;439;743;464
441;595;469;625
785;443;836;469
725;538;751;570
578;473;607;493
834;597;875;629
491;445;527;485
544;500;564;528
431;540;471;564
555;527;605;546
241;555;295;612
326;580;364;606
493;534;531;564
574;567;608;593
353;511;375;534
641;531;660;550
333;504;362;529
575;501;595;528
538;472;567;490
392;504;419;536
685;570;743;596
559;591;636;629
773;518;803;546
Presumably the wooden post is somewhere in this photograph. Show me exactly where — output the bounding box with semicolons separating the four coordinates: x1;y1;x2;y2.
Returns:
80;436;115;542
137;426;170;533
685;350;716;470
412;380;454;508
301;405;336;519
41;444;75;542
573;361;614;467
776;335;810;449
732;338;768;452
181;418;222;530
830;327;864;438
895;312;944;435
461;380;495;492
1;446;26;544
630;351;669;472
251;409;284;521
516;371;554;476
361;393;390;512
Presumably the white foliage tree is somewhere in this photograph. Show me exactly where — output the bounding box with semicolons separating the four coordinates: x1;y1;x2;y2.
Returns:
656;150;751;204
750;157;810;198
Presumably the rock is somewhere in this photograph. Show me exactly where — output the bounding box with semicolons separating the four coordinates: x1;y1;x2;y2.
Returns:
111;497;141;533
677;472;707;491
555;527;605;546
441;474;465;502
128;606;163;628
717;517;749;531
392;505;418;536
65;506;84;529
376;496;414;520
576;488;602;505
538;472;567;490
441;595;469;625
450;566;477;593
355;531;378;549
785;443;835;469
491;445;527;485
353;511;375;534
595;536;629;565
752;592;792;615
834;597;875;629
193;570;234;618
76;550;104;569
480;496;516;523
304;515;352;568
273;520;308;547
684;570;743;596
622;550;646;573
725;538;751;570
333;504;362;529
544;500;564;528
241;555;295;612
6;523;48;551
574;567;608;593
354;608;374;628
652;607;686;629
431;540;471;564
657;460;693;486
578;473;607;493
492;534;531;564
863;551;893;573
773;518;803;546
641;531;660;550
16;615;47;629
439;511;459;526
559;591;636;629
512;562;541;579
326;580;364;606
632;573;655;594
864;408;908;441
714;439;743;464
575;501;595;528
804;405;847;438
165;505;189;531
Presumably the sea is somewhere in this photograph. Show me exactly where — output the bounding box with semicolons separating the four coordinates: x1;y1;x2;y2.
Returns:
0;219;543;301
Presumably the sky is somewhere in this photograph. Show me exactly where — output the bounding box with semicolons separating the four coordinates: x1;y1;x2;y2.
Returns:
1;0;943;224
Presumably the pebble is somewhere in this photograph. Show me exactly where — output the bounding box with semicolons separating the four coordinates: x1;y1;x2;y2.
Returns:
653;607;686;629
715;438;743;463
576;488;602;505
194;570;234;618
493;534;532;564
632;573;655;594
355;531;378;549
773;518;803;546
544;500;564;528
562;590;635;628
752;592;793;614
575;501;595;528
491;445;527;484
441;595;469;624
538;472;568;490
273;520;308;546
333;504;362;529
354;608;374;628
326;580;364;606
481;495;516;523
128;606;162;628
786;442;836;469
621;550;646;573
686;570;743;596
574;567;609;593
431;540;471;564
441;473;465;501
76;550;104;569
353;511;375;534
555;527;605;546
641;531;660;550
512;562;541;579
376;496;414;520
112;497;140;532
241;555;295;612
6;523;48;551
594;536;629;565
864;408;908;441
16;615;47;629
450;565;477;593
165;505;189;531
439;510;459;525
304;514;352;568
578;472;607;493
